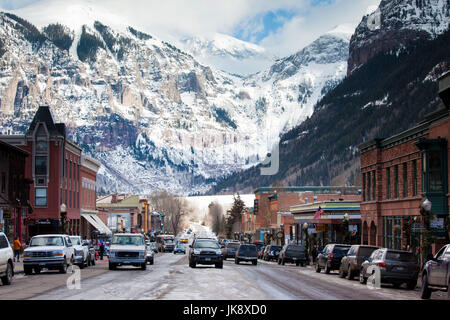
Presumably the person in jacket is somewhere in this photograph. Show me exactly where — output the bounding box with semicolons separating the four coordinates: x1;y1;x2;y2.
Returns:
13;237;22;262
99;241;105;260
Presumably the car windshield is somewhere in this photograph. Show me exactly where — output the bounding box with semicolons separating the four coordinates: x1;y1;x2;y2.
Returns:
239;245;257;254
176;244;184;248
111;236;144;246
227;242;240;249
165;239;174;243
30;236;64;247
386;251;415;262
69;237;81;245
194;241;220;249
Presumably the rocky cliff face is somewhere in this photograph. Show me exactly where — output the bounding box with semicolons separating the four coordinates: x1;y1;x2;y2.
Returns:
348;0;450;74
0;11;350;195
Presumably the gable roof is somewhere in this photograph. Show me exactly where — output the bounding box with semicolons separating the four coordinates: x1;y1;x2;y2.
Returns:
26;105;66;138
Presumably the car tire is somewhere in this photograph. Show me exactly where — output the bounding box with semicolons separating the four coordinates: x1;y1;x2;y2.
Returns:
315;263;321;273
282;258;285;265
359;270;367;284
277;259;281;265
150;260;154;265
34;266;41;274
87;256;91;267
324;263;330;274
141;263;147;271
1;262;13;285
347;265;354;280
109;263;116;270
296;261;300;267
24;266;33;275
406;280;417;290
420;274;432;299
253;261;257;266
59;261;67;274
339;265;346;278
392;282;401;289
215;262;223;269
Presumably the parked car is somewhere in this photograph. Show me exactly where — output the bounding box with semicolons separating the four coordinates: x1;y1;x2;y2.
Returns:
69;236;89;269
339;245;379;280
263;245;282;262
82;240;96;266
315;243;351;274
109;233;147;270
222;241;240;260
0;232;14;285
257;246;266;259
23;234;74;274
148;242;158;253
278;244;306;266
174;244;186;254
359;248;419;289
420;243;450;299
235;244;258;265
189;239;223;268
145;245;154;265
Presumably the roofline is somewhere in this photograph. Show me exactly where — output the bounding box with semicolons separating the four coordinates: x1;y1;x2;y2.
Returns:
0;139;30;156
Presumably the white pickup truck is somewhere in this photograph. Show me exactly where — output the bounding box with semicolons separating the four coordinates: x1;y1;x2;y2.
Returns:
23;234;74;274
0;232;14;285
109;233;147;270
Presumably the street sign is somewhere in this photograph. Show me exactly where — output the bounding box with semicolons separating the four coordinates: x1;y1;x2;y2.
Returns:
253;199;259;215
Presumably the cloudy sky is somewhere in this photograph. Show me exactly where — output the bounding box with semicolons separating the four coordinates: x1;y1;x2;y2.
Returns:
0;0;380;56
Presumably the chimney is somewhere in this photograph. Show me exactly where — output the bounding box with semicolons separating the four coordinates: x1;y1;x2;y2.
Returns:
438;71;450;108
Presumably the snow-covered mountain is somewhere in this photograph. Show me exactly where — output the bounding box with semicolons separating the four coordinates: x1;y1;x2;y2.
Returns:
178;33;275;75
348;0;450;74
0;2;351;195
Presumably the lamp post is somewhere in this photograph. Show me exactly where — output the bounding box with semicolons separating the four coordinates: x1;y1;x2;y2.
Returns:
303;222;309;264
60;204;67;234
342;213;350;244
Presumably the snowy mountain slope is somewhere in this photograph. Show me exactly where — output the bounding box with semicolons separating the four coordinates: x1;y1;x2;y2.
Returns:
178;33;275;75
348;0;450;73
0;6;351;195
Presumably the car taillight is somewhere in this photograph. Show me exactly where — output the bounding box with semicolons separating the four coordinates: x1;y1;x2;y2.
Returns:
414;266;420;271
378;262;386;268
330;253;334;260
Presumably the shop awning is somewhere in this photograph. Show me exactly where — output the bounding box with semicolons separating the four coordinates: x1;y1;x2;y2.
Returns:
81;211;112;235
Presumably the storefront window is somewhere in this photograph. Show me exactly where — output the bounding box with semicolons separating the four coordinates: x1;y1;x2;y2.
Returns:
386;217;393;249
394;218;401;250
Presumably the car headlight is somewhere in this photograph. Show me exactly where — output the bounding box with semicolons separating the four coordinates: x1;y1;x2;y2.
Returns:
23;252;31;258
215;249;222;255
109;251;115;257
147;252;153;257
139;251;145;258
194;249;201;255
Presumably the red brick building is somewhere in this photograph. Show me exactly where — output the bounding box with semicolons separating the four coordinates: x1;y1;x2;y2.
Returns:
0;105;105;240
253;187;360;245
359;72;450;256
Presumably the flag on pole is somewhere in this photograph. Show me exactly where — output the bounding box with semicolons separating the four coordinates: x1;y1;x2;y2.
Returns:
313;206;324;220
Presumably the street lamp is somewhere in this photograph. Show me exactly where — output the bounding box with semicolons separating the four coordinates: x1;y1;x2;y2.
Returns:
60;204;67;234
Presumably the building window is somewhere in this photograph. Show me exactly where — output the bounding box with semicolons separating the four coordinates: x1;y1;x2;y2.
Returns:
367;172;371;201
362;173;366;202
428;151;443;191
372;171;376;200
1;172;5;193
386;217;393;249
386;168;391;200
413;160;417;196
403;163;408;198
35;156;47;175
394;165;399;198
394;218;401;250
35;188;47;206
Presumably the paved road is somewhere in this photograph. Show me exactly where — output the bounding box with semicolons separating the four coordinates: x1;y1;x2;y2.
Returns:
6;252;443;300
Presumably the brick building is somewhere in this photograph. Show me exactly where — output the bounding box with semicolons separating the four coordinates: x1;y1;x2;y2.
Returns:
359;72;450;256
0;140;32;243
253;187;360;245
0;105;105;240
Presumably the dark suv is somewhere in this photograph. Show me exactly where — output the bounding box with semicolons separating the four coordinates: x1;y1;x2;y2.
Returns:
222;242;240;260
263;245;282;262
359;248;419;289
278;244;306;266
315;244;351;274
420;243;450;299
189;239;223;268
235;244;258;265
339;245;379;280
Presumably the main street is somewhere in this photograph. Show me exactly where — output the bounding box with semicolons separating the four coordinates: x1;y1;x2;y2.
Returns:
1;249;447;300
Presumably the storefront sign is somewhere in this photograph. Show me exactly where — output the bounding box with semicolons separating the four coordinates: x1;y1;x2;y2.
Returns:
430;218;444;229
1;208;11;220
314;224;325;232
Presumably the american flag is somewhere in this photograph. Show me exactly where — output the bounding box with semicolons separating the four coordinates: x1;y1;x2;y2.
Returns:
313;206;324;220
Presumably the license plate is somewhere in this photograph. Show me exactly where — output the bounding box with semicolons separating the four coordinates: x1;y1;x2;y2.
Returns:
395;267;405;271
205;258;211;261
293;258;297;260
40;262;46;266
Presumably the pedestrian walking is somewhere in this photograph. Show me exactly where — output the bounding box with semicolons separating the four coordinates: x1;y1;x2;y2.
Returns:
99;241;105;260
13;237;22;262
